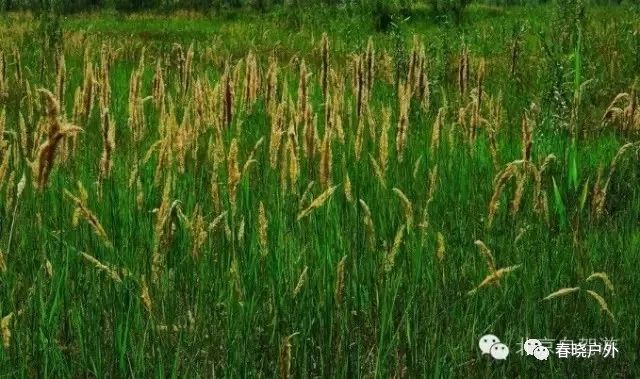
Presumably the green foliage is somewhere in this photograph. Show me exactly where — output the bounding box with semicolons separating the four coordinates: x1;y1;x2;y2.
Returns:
371;0;395;32
428;0;471;23
1;0;104;13
552;178;568;229
111;0;159;12
36;10;63;51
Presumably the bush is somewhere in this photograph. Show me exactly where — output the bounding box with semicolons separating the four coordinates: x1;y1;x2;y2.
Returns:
371;0;395;32
252;0;269;12
36;10;63;51
428;0;471;24
112;0;159;12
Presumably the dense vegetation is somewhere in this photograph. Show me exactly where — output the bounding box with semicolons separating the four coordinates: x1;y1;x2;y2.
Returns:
0;0;634;15
0;2;639;377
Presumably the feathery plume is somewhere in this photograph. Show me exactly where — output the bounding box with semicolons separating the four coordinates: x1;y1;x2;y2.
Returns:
542;287;580;301
586;272;614;293
64;181;112;248
99;108;115;182
293;266;308;298
297;185;338;221
585;290;615;322
32;89;83;189
258;201;268;256
393;188;413;230
279;333;296;379
227;138;241;214
141;278;153;314
383;224;406;272
319;127;332;189
396;81;410;162
430;107;445;154
80;251;122;283
1;312;13;348
467;265;521;295
474;240;497;274
359;199;376;250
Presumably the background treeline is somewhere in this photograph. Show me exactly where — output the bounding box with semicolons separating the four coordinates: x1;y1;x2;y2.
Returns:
0;0;632;14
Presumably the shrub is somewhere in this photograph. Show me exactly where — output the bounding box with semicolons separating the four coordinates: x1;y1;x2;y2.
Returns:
112;0;159;12
371;0;395;32
428;0;471;24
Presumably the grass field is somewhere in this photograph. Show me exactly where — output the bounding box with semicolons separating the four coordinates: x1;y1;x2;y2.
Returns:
1;3;640;377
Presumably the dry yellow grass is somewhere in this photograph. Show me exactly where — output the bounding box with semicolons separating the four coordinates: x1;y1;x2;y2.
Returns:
359;199;376;249
585;290;615;322
278;333;299;379
379;107;391;174
185;205;208;260
393;188;413;230
467;240;520;295
395;81;410;162
602;88;639;131
592;141;640;219
474;240;497;274
1;312;12;348
297;185;338;221
430;107;445;154
227;138;243;215
98;108;115;182
140;278;153;314
64;182;112;248
0;249;6;273
80;252;123;283
31;89;83;189
383;224;406;273
436;232;445;264
586;272;615;293
293;266;308;298
258;201;268;256
319;127;332;189
467;265;521;295
334;255;347;305
542;287;581;301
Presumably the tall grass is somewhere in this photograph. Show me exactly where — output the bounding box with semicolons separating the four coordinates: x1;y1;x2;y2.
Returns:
0;4;639;377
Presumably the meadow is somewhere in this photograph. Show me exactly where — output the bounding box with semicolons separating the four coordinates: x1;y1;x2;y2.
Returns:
0;3;640;377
